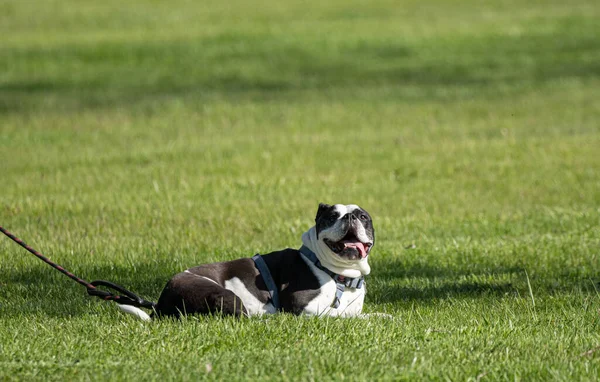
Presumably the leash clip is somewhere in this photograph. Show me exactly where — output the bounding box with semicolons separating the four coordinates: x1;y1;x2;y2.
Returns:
87;280;155;309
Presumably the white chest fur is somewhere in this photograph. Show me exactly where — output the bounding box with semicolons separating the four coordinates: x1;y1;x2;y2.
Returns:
300;254;365;317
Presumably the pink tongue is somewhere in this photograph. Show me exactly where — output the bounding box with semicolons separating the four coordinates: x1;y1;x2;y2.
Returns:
343;241;367;258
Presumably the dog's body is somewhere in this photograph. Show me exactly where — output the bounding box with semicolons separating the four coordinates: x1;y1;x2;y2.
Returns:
153;248;366;317
127;203;375;320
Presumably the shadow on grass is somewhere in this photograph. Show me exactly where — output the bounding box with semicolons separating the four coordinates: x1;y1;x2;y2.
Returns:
3;256;596;317
369;259;599;304
1;24;599;113
0;262;172;318
375;282;517;304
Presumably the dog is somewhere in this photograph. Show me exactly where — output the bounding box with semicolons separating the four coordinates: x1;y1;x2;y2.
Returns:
121;203;375;320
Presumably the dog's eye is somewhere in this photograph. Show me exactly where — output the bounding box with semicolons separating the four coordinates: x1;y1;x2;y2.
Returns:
328;215;338;223
360;215;368;221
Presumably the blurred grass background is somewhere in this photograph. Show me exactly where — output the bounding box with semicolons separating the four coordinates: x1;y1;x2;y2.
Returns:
1;0;600;380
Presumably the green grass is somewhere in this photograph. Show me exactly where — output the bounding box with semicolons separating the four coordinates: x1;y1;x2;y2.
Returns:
1;0;600;380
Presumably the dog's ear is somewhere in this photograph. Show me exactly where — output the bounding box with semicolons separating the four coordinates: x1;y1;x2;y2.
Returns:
315;203;332;221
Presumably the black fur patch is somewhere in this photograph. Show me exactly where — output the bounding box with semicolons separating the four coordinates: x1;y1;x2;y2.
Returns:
315;203;339;238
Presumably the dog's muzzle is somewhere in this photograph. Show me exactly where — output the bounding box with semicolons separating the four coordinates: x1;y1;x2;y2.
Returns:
323;216;373;259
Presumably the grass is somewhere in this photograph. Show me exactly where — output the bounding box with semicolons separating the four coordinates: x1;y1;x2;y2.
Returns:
1;0;600;380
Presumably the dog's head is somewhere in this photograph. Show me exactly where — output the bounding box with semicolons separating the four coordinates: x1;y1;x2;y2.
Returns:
314;203;375;261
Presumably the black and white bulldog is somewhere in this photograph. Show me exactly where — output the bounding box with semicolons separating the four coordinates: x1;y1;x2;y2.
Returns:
121;203;375;320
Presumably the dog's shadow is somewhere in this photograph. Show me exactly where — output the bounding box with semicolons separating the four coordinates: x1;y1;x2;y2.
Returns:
366;261;520;304
366;258;597;305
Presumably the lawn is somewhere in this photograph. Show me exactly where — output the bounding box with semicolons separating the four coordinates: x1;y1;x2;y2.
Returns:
1;0;600;380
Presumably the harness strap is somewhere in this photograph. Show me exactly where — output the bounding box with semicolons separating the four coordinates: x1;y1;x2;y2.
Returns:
299;245;364;309
252;254;280;310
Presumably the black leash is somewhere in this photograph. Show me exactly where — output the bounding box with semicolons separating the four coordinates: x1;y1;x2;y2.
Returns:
0;226;155;310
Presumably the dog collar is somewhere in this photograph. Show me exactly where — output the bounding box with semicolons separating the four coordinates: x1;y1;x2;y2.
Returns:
299;245;364;309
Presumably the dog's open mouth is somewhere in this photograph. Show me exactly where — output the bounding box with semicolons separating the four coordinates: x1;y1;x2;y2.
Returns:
324;232;372;259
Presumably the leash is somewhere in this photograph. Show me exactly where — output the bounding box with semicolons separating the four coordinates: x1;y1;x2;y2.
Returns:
0;226;155;310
